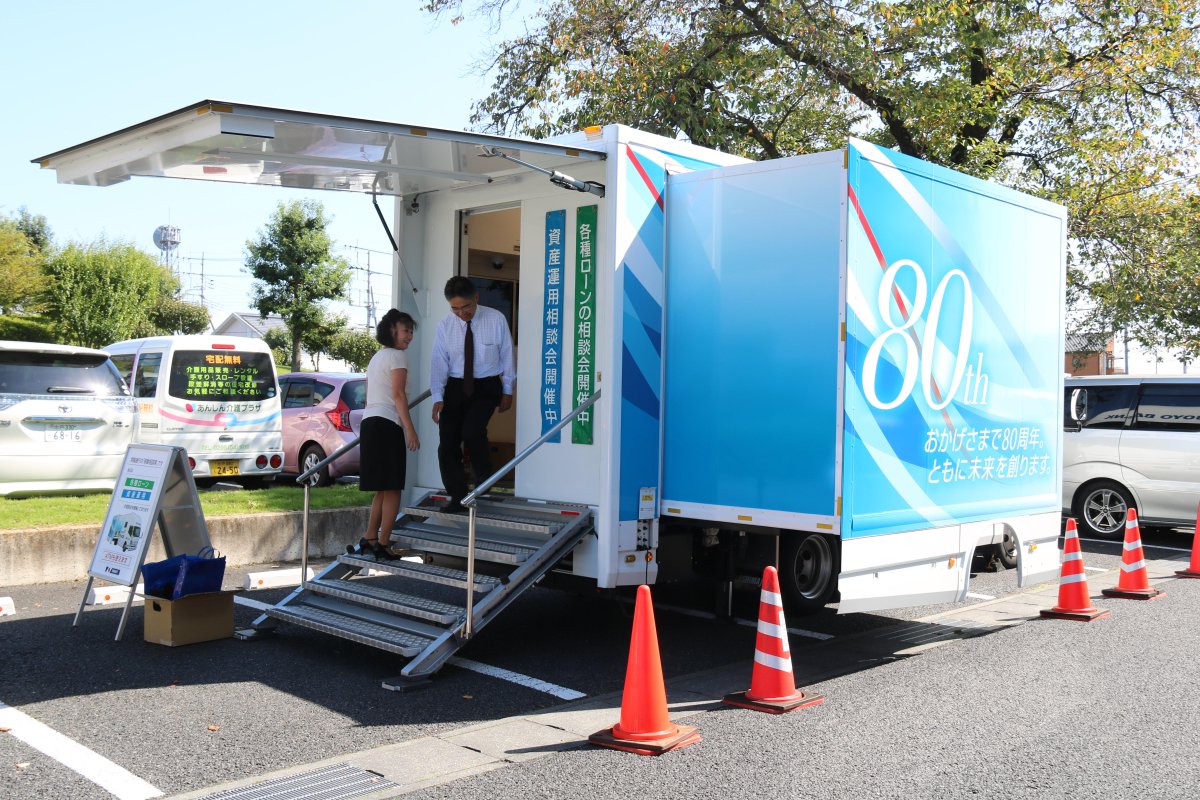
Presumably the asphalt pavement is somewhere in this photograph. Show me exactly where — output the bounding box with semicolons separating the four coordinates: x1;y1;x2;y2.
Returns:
1;530;1197;799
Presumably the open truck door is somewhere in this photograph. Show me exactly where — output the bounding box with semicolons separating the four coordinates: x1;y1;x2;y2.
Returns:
662;140;1066;613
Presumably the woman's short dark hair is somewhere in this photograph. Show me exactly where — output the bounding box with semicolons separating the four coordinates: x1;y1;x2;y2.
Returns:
444;276;476;300
376;308;416;346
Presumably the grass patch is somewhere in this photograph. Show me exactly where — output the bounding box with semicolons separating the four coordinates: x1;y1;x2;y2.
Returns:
0;484;370;530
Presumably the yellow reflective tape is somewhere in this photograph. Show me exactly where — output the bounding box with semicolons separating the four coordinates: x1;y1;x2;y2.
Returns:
666;507;681;514
737;514;752;521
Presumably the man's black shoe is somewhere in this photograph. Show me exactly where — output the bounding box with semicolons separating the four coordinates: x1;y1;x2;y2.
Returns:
442;500;467;514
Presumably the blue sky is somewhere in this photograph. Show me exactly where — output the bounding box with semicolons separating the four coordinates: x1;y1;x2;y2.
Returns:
0;1;511;328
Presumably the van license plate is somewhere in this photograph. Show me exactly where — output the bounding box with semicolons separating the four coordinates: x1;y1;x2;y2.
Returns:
45;425;82;442
211;460;240;476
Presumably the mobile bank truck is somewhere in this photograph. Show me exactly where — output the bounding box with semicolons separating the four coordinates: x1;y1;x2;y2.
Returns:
104;335;284;488
36;102;1066;684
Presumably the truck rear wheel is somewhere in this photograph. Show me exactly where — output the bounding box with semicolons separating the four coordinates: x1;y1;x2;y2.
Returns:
995;529;1018;569
780;532;839;615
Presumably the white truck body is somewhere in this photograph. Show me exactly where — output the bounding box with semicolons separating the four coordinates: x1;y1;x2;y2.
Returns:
36;102;1066;610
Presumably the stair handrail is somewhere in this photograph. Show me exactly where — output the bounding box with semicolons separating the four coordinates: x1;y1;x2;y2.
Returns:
299;389;431;589
460;388;601;638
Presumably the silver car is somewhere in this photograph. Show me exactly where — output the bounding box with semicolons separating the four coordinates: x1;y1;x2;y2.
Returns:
1063;375;1200;538
0;340;135;497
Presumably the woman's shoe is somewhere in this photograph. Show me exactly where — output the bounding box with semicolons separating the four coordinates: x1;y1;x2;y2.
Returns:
374;541;404;560
348;537;378;555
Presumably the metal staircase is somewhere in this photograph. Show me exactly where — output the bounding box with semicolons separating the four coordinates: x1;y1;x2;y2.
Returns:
242;491;594;687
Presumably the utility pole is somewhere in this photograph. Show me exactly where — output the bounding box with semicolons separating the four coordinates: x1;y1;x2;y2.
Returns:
366;250;378;327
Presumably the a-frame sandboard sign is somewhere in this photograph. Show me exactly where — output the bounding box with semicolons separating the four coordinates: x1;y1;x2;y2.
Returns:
73;444;212;640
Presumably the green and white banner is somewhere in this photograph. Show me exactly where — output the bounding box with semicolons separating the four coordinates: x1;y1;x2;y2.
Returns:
572;204;597;444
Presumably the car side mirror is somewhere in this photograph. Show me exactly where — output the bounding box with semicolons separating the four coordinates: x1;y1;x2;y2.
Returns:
1066;388;1085;431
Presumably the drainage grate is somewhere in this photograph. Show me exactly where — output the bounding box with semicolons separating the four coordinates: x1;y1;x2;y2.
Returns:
197;763;397;800
879;618;1002;646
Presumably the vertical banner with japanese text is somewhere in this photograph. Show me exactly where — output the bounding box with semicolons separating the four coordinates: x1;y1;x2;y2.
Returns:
572;205;598;444
541;210;566;441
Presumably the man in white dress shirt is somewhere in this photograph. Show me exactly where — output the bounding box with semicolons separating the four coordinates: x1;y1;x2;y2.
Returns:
430;276;516;512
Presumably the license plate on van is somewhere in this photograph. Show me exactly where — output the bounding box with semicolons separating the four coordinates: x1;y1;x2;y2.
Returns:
45;425;82;442
210;460;240;476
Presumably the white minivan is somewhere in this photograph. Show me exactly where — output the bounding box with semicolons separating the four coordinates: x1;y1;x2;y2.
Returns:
1063;375;1200;538
104;335;284;488
0;340;135;496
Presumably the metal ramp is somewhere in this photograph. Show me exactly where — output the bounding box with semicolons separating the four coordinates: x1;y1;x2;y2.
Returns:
243;492;594;687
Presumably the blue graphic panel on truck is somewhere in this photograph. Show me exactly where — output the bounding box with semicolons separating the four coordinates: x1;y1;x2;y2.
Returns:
842;139;1065;538
618;144;720;521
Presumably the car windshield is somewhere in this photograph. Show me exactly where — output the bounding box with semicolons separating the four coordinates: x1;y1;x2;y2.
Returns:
0;352;128;396
167;350;277;402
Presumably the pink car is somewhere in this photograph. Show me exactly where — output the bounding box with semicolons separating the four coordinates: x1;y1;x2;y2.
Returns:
278;372;366;486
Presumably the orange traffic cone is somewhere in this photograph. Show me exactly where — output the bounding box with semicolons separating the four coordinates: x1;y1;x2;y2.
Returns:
723;566;825;713
589;585;701;756
1102;508;1166;600
1040;519;1109;621
1176;502;1200;579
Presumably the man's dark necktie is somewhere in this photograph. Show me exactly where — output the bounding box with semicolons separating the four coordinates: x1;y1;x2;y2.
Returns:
463;320;475;396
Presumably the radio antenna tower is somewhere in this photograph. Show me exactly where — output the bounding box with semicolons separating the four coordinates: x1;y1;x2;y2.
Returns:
153;225;181;274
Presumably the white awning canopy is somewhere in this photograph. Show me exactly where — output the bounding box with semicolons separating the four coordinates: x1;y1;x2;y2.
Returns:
33;100;606;196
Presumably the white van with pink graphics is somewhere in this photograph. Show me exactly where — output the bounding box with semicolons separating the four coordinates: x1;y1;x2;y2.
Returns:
104;335;283;487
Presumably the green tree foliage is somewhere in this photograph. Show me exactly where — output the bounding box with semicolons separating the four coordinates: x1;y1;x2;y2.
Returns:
429;0;1200;355
300;310;348;371
42;239;209;347
0;313;54;343
0;220;44;315
262;327;293;370
244;200;351;372
146;296;212;337
13;207;52;253
327;327;379;371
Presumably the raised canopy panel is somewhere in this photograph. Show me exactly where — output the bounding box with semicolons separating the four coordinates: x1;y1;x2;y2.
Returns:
34;101;605;196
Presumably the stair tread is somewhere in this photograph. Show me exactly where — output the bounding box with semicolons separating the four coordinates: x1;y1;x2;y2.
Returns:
404;518;551;549
266;604;434;656
402;506;560;533
339;553;501;588
395;529;537;557
310;578;464;618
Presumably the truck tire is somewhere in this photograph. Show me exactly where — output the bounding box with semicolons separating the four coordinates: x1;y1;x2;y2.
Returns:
300;444;331;487
780;532;839;615
995;529;1018;569
1072;479;1134;540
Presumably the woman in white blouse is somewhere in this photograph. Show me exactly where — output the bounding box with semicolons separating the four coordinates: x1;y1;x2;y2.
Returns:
357;309;420;559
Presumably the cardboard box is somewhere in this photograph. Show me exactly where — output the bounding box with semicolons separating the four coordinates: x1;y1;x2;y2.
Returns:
143;591;234;646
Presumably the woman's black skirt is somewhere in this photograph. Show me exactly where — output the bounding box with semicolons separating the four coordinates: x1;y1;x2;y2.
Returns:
358;415;407;491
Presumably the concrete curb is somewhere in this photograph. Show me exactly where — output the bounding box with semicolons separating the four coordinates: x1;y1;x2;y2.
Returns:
1;507;370;586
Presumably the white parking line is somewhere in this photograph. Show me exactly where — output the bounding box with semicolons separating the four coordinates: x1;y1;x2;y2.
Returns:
447;657;586;700
232;596;586;700
0;701;162;800
965;592;996;600
234;595;273;612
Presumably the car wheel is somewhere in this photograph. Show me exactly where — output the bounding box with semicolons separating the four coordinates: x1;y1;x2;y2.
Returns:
300;444;331;487
994;529;1018;569
780;532;840;615
1073;480;1134;540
